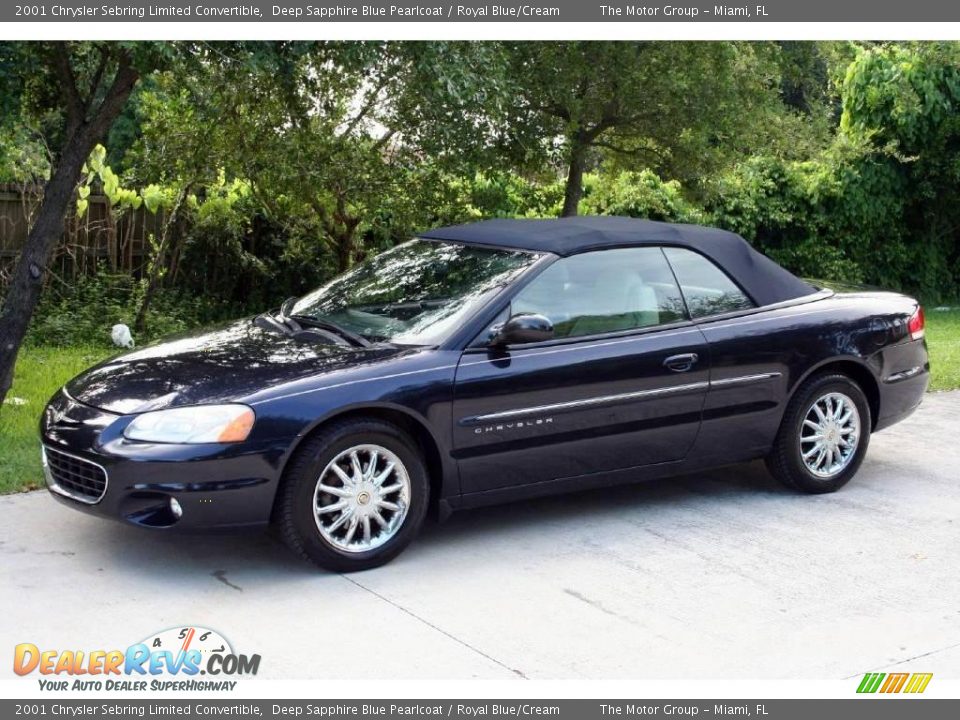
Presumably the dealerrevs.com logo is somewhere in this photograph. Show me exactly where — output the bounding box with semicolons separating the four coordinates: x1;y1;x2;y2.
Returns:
13;626;261;692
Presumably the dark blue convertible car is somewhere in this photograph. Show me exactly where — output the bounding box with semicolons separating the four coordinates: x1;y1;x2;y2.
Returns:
41;217;929;571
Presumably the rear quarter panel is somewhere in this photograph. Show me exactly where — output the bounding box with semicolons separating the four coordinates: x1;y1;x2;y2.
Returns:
690;291;926;464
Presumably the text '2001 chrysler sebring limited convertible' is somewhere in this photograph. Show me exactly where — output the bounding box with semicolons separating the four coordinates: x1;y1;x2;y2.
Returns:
40;217;929;571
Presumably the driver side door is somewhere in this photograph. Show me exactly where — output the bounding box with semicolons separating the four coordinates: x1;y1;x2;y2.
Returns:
451;246;709;497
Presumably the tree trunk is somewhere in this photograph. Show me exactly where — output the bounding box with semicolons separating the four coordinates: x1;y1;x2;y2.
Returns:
134;186;189;335
561;139;588;217
333;225;359;273
0;46;138;409
336;240;351;273
105;203;118;271
0;144;100;406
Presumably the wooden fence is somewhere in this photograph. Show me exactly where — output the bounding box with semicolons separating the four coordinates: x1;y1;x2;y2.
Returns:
0;182;167;280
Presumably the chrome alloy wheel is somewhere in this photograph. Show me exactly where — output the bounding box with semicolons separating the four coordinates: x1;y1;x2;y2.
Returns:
313;444;411;553
799;392;861;479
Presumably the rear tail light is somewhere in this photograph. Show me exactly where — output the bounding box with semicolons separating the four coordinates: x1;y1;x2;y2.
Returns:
907;306;925;340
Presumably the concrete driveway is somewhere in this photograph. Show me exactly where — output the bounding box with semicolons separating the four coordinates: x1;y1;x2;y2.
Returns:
2;391;959;680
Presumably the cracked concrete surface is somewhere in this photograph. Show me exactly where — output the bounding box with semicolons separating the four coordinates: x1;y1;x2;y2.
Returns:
1;391;958;679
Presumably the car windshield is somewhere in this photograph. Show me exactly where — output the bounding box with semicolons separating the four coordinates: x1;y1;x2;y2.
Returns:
289;239;542;345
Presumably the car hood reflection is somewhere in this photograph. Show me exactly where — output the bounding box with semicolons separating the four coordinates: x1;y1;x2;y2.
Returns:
65;318;403;414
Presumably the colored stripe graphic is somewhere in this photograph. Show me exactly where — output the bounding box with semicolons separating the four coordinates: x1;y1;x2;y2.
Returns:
857;672;932;694
904;673;933;694
880;673;909;693
857;673;885;693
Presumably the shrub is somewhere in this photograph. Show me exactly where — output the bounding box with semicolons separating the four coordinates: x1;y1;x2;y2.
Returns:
579;170;704;223
25;271;238;349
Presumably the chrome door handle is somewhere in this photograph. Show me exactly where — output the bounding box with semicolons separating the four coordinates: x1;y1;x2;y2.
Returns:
663;353;699;372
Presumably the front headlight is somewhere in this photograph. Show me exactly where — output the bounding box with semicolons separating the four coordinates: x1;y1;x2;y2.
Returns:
123;404;255;444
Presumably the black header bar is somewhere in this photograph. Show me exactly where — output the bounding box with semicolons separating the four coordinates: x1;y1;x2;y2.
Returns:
6;0;960;23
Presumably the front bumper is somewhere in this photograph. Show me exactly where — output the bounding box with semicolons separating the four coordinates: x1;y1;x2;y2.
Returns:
40;389;284;530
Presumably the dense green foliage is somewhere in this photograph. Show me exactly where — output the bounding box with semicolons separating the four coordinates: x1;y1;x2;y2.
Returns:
25;272;233;348
3;40;960;349
707;44;960;299
498;42;789;215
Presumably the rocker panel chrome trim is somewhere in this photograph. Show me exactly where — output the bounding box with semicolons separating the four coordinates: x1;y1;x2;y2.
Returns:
459;381;709;427
709;372;783;388
457;372;782;427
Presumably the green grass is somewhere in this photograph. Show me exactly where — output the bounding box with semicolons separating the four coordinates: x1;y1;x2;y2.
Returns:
927;308;960;391
0;346;111;494
0;309;958;495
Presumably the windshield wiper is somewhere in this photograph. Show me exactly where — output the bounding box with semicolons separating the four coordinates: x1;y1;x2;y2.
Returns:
289;314;372;348
278;296;372;348
254;311;294;337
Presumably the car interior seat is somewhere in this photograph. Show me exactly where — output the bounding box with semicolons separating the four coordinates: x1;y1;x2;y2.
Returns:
512;256;663;339
565;265;659;337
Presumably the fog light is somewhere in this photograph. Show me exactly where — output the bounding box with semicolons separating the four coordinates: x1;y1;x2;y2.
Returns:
169;497;183;519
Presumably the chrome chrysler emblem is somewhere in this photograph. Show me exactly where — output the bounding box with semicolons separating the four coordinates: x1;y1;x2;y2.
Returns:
48;399;78;426
474;417;554;434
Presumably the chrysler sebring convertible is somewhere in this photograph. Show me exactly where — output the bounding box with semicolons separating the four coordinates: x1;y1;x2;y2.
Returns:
40;217;929;571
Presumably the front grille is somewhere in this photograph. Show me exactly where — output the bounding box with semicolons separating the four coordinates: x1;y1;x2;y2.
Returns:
43;446;108;504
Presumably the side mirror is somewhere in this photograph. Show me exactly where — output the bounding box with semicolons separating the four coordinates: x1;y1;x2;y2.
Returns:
489;313;554;347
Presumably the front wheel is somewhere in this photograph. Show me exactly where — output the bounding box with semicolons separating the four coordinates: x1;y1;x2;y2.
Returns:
766;373;871;494
275;418;430;572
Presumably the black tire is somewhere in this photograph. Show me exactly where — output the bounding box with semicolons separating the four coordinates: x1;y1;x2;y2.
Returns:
766;373;871;494
275;418;430;572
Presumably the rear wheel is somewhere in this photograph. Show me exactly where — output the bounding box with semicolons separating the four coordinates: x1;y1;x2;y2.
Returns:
275;418;429;571
766;373;871;494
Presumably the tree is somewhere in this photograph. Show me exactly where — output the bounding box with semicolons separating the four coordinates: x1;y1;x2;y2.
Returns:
173;42;510;274
0;43;300;400
839;42;960;298
123;72;228;332
500;42;783;215
0;42;148;407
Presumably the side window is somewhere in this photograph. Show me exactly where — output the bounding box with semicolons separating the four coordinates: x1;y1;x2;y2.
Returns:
662;247;755;318
511;247;688;340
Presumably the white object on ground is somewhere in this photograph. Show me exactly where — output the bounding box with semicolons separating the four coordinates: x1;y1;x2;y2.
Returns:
2;397;27;406
111;324;135;348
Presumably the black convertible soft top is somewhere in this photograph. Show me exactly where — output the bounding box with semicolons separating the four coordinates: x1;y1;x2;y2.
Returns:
420;216;816;307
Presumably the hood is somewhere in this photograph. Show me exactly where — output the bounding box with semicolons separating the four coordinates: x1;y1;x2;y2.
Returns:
66;318;403;415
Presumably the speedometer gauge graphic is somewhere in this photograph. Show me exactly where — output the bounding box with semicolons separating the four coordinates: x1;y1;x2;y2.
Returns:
140;626;233;662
